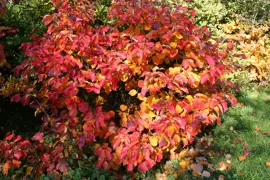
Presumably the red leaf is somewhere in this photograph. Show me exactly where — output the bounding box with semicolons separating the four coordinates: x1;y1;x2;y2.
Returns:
4;132;13;141
138;161;149;173
14;151;22;160
10;94;21;103
78;102;89;113
13;135;22;143
43;15;53;26
32;132;44;141
56;159;69;173
205;55;215;66
200;73;208;84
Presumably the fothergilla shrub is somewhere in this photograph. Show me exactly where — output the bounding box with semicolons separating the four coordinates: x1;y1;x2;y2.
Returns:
1;0;237;176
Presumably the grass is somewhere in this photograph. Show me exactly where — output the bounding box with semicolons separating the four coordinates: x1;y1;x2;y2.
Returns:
211;87;270;179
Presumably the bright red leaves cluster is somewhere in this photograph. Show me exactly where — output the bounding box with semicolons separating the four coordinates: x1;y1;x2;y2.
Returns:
2;0;237;175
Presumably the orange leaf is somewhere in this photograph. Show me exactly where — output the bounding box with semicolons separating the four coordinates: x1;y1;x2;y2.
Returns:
120;104;128;111
238;156;246;161
254;125;261;131
179;160;188;169
3;162;10;176
266;162;270;167
152;55;163;65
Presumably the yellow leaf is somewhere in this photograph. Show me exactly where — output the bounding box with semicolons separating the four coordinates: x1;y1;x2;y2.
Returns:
170;42;177;49
129;89;137;96
144;24;151;30
175;104;183;114
26;166;33;176
174;31;183;39
149;136;158;147
120;104;128;111
179;160;188;169
185;95;193;102
178;149;188;158
95;95;106;105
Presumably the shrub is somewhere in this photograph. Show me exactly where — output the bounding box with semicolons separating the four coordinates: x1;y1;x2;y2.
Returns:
219;20;270;84
1;0;237;177
221;0;270;23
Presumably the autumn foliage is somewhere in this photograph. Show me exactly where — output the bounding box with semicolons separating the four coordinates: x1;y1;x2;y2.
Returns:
0;0;237;177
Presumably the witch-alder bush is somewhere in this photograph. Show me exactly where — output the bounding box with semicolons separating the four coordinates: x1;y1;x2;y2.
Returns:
1;0;237;176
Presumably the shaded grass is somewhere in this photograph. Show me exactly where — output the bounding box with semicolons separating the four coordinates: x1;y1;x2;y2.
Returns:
212;87;270;179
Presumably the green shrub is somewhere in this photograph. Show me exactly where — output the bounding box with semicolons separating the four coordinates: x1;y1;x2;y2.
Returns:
221;0;270;23
0;0;55;66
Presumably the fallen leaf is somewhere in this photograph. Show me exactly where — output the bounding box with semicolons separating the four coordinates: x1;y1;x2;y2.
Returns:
237;172;243;176
238;156;246;161
202;170;211;177
243;143;249;149
218;175;225;180
155;173;166;180
254;125;261;131
262;132;270;136
226;160;232;164
218;162;227;171
266;162;270;167
225;154;232;159
179;160;188;169
191;163;203;174
234;139;243;144
178;149;188;158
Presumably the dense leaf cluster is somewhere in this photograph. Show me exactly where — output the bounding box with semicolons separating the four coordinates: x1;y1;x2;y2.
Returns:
0;0;237;178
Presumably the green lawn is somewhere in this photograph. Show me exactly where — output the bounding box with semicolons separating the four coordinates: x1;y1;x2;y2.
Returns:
212;88;270;179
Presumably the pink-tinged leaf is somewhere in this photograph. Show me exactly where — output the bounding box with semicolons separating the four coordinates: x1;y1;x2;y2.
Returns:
227;41;234;50
43;15;53;26
182;59;189;69
138;161;149;173
78;135;85;148
13;135;22;143
200;73;208;84
56;159;69;173
42;153;50;162
4;132;13;141
159;138;168;147
78;102;89;113
32;132;44;141
14;151;22;160
205;55;215;66
19;139;31;148
141;87;148;97
10;94;21;103
243;150;250;158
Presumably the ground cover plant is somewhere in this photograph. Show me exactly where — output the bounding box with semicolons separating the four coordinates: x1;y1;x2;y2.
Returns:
0;0;239;178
